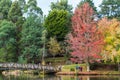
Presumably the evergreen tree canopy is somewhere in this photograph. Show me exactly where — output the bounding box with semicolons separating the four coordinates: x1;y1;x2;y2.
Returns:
21;15;44;63
21;0;44;63
44;9;69;41
0;20;16;62
8;0;23;24
25;0;43;16
8;0;24;61
0;0;12;19
100;0;120;20
50;0;73;15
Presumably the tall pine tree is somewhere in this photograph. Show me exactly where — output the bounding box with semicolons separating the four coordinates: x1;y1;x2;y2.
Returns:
20;0;44;63
0;20;16;62
8;0;24;61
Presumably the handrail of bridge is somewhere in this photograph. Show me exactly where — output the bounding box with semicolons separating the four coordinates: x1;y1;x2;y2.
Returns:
0;63;61;72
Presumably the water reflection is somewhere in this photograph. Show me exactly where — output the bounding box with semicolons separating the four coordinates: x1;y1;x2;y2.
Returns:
0;74;120;80
59;75;120;80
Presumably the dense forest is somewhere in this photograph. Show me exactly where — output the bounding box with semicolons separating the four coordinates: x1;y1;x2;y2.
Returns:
0;0;120;68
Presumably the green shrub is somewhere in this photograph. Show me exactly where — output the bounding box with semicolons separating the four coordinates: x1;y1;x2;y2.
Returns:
70;68;75;71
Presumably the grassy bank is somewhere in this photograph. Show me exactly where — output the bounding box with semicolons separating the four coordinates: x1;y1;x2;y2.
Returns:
56;64;120;75
61;64;87;72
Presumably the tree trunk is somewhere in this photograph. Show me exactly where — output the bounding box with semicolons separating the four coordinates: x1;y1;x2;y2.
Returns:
86;62;90;72
86;52;90;72
87;77;90;80
15;26;21;62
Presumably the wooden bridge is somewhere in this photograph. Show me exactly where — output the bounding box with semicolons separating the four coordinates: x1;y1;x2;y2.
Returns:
0;63;61;72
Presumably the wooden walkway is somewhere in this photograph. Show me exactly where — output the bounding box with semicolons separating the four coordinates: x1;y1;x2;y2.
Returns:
0;63;60;72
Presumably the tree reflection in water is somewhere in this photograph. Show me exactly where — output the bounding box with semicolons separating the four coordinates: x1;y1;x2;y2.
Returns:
0;74;120;80
56;75;120;80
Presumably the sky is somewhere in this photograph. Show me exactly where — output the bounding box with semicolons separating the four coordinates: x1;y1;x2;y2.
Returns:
37;0;103;15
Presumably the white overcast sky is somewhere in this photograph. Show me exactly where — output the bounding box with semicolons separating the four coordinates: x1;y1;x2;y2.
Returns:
37;0;103;15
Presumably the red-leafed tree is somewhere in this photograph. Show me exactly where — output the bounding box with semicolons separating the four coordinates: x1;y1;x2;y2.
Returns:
67;3;104;71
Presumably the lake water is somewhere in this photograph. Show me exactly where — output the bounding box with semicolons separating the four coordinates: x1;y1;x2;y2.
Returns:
0;74;120;80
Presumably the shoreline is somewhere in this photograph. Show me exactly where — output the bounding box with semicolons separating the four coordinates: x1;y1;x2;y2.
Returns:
1;70;120;76
56;71;120;75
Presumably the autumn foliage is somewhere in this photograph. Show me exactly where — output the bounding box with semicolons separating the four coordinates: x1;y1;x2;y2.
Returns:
67;3;104;63
98;18;120;63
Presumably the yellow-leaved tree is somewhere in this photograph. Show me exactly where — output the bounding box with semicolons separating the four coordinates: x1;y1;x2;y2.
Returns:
48;37;61;58
98;18;120;63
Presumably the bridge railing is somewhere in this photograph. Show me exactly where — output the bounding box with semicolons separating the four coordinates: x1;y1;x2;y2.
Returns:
0;63;60;72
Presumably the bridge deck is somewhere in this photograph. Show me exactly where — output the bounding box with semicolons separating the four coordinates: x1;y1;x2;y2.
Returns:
0;63;60;72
